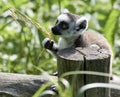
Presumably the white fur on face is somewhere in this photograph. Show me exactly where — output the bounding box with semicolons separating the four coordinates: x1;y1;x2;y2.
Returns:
56;14;88;38
57;14;71;23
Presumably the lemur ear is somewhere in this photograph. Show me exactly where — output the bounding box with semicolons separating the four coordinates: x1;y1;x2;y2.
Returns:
75;17;88;31
61;9;70;14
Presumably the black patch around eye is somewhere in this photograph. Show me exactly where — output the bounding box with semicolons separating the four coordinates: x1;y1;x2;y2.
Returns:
79;20;87;29
59;21;69;30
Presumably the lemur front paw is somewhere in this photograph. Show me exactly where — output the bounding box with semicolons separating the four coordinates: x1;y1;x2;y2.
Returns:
42;38;54;50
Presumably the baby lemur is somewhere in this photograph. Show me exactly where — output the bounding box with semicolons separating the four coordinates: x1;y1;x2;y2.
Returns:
42;12;112;56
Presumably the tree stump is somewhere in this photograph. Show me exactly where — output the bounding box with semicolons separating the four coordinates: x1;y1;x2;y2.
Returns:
57;47;111;97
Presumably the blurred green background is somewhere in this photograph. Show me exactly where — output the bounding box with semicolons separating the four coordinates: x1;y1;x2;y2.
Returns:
0;0;120;75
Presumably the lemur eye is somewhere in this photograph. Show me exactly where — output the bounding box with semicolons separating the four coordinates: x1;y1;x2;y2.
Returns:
60;21;69;30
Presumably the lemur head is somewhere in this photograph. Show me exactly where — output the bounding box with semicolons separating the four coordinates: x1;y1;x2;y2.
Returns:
51;12;88;38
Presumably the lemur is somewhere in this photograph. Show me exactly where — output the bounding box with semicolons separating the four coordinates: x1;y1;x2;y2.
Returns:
42;12;112;77
42;12;112;55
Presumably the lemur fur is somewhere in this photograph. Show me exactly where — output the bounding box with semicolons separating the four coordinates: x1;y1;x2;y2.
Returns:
42;12;112;55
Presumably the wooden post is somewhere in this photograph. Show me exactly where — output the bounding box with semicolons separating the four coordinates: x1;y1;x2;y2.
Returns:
57;47;111;97
57;48;84;96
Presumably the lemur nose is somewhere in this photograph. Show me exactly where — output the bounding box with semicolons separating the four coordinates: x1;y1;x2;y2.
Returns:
51;27;54;31
51;26;61;35
51;27;56;33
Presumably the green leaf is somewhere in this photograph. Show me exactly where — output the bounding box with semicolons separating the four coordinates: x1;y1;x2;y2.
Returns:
110;0;116;6
76;83;120;97
103;9;120;46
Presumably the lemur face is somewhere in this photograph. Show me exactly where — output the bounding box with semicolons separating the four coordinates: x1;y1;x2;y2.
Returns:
51;13;88;38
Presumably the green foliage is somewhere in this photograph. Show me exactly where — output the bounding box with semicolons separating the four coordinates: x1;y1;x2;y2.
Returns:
77;83;120;97
103;9;120;47
32;82;56;97
0;0;120;75
0;0;57;74
32;71;120;97
0;0;120;96
33;77;72;97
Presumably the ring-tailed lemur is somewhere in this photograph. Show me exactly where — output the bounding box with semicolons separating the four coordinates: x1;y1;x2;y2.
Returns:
42;12;112;56
43;12;112;77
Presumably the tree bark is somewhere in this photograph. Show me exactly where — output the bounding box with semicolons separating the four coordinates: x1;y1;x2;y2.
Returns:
0;73;119;97
57;47;111;97
0;73;56;97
